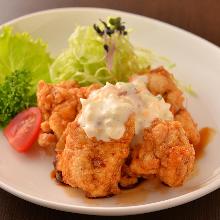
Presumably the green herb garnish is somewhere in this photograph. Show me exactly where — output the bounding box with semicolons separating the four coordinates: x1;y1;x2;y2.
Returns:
0;70;35;127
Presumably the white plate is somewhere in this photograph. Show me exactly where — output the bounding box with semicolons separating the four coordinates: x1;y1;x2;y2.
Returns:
0;8;220;216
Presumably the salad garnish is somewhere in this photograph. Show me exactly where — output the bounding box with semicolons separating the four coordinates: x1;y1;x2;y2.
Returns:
0;70;35;126
0;27;52;126
50;17;154;86
0;27;52;91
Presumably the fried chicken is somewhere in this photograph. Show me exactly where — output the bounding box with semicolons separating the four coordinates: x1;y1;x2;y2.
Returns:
56;116;135;198
174;108;200;146
119;164;139;188
125;120;195;187
37;80;100;149
37;67;199;197
147;67;184;114
133;67;200;146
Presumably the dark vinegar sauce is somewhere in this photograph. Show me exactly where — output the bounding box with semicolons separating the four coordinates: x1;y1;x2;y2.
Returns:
195;127;215;159
51;169;68;187
50;170;56;179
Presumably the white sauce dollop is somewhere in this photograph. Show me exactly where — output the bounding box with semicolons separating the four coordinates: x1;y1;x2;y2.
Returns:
78;75;173;141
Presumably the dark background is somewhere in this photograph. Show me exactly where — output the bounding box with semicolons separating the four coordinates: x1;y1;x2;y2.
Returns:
0;0;220;219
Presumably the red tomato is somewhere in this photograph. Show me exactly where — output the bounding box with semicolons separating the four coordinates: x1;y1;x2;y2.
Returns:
4;107;42;152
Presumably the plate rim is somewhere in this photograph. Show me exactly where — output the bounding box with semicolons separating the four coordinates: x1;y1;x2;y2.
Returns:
0;7;220;216
0;176;219;216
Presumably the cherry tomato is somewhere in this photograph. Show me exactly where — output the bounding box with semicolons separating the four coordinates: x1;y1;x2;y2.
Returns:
4;107;42;152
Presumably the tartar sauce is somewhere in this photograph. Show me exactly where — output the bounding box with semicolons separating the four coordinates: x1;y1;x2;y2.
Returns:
78;75;173;141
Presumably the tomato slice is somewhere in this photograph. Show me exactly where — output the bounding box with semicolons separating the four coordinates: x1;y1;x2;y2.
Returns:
4;107;42;152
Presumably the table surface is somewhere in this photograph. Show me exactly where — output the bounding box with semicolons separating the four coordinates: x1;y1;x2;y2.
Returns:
0;0;219;219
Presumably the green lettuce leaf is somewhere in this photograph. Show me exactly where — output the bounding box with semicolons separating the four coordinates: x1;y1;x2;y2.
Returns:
0;26;53;92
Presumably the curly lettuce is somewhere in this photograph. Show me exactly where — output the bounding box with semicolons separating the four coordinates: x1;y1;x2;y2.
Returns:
0;26;53;93
0;26;53;126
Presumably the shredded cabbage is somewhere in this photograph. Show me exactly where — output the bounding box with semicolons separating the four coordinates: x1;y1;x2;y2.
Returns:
50;18;173;86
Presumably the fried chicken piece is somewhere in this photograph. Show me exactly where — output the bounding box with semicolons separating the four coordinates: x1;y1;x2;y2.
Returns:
56;116;135;198
56;124;70;152
148;68;173;95
37;80;100;148
129;129;160;177
127;120;195;187
152;120;195;186
119;164;139;188
38;133;57;148
147;67;184;114
147;68;200;146
174;108;200;146
163;90;184;115
37;80;80;120
37;80;79;148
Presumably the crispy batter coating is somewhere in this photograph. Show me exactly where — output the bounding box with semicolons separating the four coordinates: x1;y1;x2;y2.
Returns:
127;120;195;187
145;67;200;146
152;120;195;186
164;90;184;115
129;129;160;177
56;116;135;198
119;164;139;188
148;67;184;114
174;108;200;146
38;133;57;148
37;68;199;195
148;68;200;146
37;80;100;148
37;80;80;120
